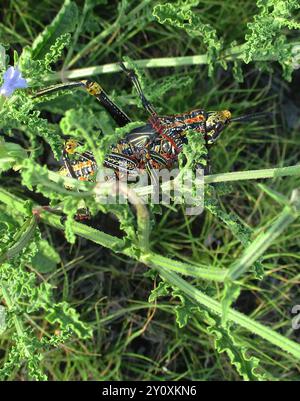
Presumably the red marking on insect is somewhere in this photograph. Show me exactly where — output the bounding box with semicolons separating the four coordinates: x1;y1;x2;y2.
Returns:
161;133;179;152
149;116;180;153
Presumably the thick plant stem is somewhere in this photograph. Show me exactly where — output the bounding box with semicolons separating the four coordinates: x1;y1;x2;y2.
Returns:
40;164;300;197
204;165;300;184
45;41;300;81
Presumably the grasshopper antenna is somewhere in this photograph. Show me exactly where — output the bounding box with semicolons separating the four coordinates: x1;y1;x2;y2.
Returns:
230;111;272;123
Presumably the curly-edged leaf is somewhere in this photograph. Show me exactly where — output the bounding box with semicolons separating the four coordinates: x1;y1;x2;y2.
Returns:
31;0;78;60
244;0;300;81
0;331;47;381
1;91;62;159
153;2;224;75
0;341;22;380
45;301;93;339
172;289;199;328
199;309;267;381
179;129;207;171
19;33;71;86
44;33;71;68
148;280;170;303
60;107;110;164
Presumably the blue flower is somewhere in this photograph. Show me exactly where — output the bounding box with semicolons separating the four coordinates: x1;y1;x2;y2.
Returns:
0;66;28;97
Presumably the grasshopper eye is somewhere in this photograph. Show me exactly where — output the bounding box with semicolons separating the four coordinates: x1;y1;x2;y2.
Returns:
214;122;223;131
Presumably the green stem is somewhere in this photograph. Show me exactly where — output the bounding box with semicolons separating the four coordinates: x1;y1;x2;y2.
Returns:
204;165;300;184
144;253;227;281
32;163;300;198
49;55;209;80
44;41;300;81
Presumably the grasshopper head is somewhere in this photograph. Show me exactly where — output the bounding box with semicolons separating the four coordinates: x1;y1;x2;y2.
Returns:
205;110;231;144
205;110;270;144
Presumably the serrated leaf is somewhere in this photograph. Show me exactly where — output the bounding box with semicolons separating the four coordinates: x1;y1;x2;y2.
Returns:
148;281;170;303
45;301;92;339
172;289;199;328
198;309;266;381
31;0;78;60
153;1;223;75
244;0;300;81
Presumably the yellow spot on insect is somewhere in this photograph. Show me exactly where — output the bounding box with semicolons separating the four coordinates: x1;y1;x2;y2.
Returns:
59;166;68;176
82;80;103;96
222;110;231;120
65;139;78;155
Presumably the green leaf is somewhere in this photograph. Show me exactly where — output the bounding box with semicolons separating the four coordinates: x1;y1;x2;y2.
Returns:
31;239;61;273
148;280;170;303
153;1;223;76
0;138;28;173
45;301;93;339
172;290;199;328
244;0;300;81
199;309;267;381
31;0;78;60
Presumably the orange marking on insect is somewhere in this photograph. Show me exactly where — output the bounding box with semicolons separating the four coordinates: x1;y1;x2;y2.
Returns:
184;115;205;124
73;161;94;171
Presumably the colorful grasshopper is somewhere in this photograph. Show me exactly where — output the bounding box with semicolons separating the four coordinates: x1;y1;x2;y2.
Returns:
33;63;268;191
